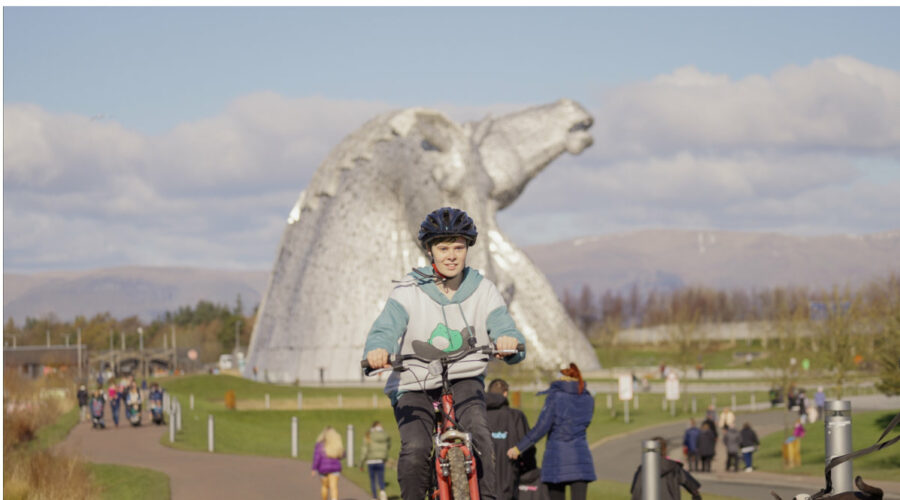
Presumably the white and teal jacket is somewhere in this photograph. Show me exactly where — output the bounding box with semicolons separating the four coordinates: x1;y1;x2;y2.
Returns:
364;266;526;399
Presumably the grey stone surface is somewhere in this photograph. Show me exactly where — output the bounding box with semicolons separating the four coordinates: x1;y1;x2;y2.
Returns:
245;99;600;383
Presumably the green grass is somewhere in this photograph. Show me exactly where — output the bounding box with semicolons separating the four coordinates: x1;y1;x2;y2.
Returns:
754;410;900;482
27;406;81;451
89;463;171;500
159;374;774;498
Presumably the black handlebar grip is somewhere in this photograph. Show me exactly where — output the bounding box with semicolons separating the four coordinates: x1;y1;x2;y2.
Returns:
516;343;525;352
360;359;370;370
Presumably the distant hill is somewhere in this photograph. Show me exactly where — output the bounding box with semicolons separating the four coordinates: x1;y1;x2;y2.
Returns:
523;229;900;295
4;230;899;322
3;267;269;323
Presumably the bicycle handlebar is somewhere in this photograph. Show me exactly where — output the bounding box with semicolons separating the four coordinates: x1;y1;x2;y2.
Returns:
361;343;524;375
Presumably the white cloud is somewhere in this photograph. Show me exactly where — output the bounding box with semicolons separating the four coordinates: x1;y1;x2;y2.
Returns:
4;56;900;271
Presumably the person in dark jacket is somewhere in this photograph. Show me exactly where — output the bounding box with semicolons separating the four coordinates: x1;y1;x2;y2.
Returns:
630;436;702;500
508;363;596;500
697;422;717;472
486;379;537;500
77;385;89;422
740;422;760;471
682;419;700;471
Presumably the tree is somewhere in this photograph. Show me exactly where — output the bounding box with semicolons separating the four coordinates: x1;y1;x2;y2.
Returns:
875;275;900;396
813;286;861;399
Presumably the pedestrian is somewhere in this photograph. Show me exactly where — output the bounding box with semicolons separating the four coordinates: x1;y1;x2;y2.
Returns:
702;406;718;441
793;418;806;440
311;426;344;500
508;363;596;500
77;385;89;422
797;389;809;424
722;424;741;472
359;421;390;500
717;407;735;431
630;436;702;500
682;419;700;472
697;421;716;472
814;386;826;418
740;422;760;472
486;378;536;500
696;363;703;379
108;383;120;427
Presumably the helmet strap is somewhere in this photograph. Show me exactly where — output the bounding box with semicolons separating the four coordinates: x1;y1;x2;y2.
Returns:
431;262;450;282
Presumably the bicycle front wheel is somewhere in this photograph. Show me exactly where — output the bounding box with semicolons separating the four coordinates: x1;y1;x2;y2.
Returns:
448;447;471;500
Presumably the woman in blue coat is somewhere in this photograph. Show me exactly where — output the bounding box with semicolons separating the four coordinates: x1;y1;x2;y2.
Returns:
508;363;596;500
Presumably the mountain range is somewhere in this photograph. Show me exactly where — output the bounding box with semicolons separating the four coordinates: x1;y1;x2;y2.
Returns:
4;229;899;322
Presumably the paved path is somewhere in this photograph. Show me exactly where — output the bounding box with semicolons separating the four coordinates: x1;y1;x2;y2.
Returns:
57;419;370;500
590;398;900;499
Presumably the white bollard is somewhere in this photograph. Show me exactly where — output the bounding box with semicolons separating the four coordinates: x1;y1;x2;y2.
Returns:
190;393;194;410
169;407;176;442
176;401;182;431
624;399;630;424
731;393;737;410
606;394;612;410
297;391;303;410
208;415;215;452
372;393;378;409
346;424;354;466
750;394;756;411
338;394;343;409
691;396;697;414
291;416;298;458
634;394;639;410
265;393;270;410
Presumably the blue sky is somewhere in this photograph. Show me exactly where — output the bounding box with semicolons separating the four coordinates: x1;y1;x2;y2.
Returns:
4;6;900;272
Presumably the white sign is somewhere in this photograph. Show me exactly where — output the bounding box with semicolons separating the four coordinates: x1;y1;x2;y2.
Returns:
665;373;680;401
618;374;633;401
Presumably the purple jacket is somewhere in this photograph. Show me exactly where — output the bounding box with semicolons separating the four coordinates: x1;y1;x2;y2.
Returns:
312;442;342;475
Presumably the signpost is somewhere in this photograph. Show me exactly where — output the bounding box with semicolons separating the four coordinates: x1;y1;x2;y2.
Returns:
619;374;633;423
665;373;680;417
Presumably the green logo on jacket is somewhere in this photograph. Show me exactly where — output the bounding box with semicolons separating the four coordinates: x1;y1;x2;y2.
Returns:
428;324;463;352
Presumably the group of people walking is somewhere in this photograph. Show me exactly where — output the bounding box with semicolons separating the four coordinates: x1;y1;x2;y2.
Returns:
76;376;164;429
681;407;760;474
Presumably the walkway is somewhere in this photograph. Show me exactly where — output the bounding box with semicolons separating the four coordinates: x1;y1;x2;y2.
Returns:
590;396;900;499
57;418;369;500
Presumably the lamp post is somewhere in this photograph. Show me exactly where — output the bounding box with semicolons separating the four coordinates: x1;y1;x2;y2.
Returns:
234;320;241;354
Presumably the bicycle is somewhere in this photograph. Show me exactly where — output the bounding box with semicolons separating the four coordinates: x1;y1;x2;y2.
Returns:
362;335;523;500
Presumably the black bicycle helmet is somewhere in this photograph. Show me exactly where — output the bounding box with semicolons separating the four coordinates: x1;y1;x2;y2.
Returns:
417;207;477;249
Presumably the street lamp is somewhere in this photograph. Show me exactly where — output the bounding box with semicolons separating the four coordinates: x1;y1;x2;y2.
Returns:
235;320;241;354
138;327;144;351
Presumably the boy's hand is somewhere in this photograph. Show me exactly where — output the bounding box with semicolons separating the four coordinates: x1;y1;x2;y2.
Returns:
366;348;390;369
494;336;519;358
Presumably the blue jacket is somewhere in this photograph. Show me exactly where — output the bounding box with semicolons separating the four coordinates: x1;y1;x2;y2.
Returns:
683;426;700;453
514;380;596;484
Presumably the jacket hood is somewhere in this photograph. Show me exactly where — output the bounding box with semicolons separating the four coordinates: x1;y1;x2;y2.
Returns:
660;458;683;476
485;392;509;410
406;266;483;305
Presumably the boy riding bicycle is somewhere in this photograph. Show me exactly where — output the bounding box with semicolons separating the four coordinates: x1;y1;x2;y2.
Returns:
363;207;526;500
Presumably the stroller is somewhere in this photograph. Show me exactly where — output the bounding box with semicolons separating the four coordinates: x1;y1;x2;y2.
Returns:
149;397;164;425
90;394;106;429
126;390;142;427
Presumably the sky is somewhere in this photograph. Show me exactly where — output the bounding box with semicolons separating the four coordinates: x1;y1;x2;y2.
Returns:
3;6;900;273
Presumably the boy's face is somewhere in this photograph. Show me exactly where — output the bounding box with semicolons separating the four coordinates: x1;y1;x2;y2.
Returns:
429;237;468;279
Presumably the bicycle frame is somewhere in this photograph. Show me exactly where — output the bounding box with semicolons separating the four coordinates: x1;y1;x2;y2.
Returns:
362;341;522;500
432;357;480;500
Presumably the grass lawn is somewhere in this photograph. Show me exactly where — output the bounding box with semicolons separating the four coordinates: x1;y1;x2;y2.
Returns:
754;410;900;482
89;463;171;500
160;374;773;498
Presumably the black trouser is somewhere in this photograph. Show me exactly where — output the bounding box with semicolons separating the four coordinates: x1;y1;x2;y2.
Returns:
700;455;713;472
726;452;740;471
547;481;588;500
687;451;699;471
393;377;495;500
